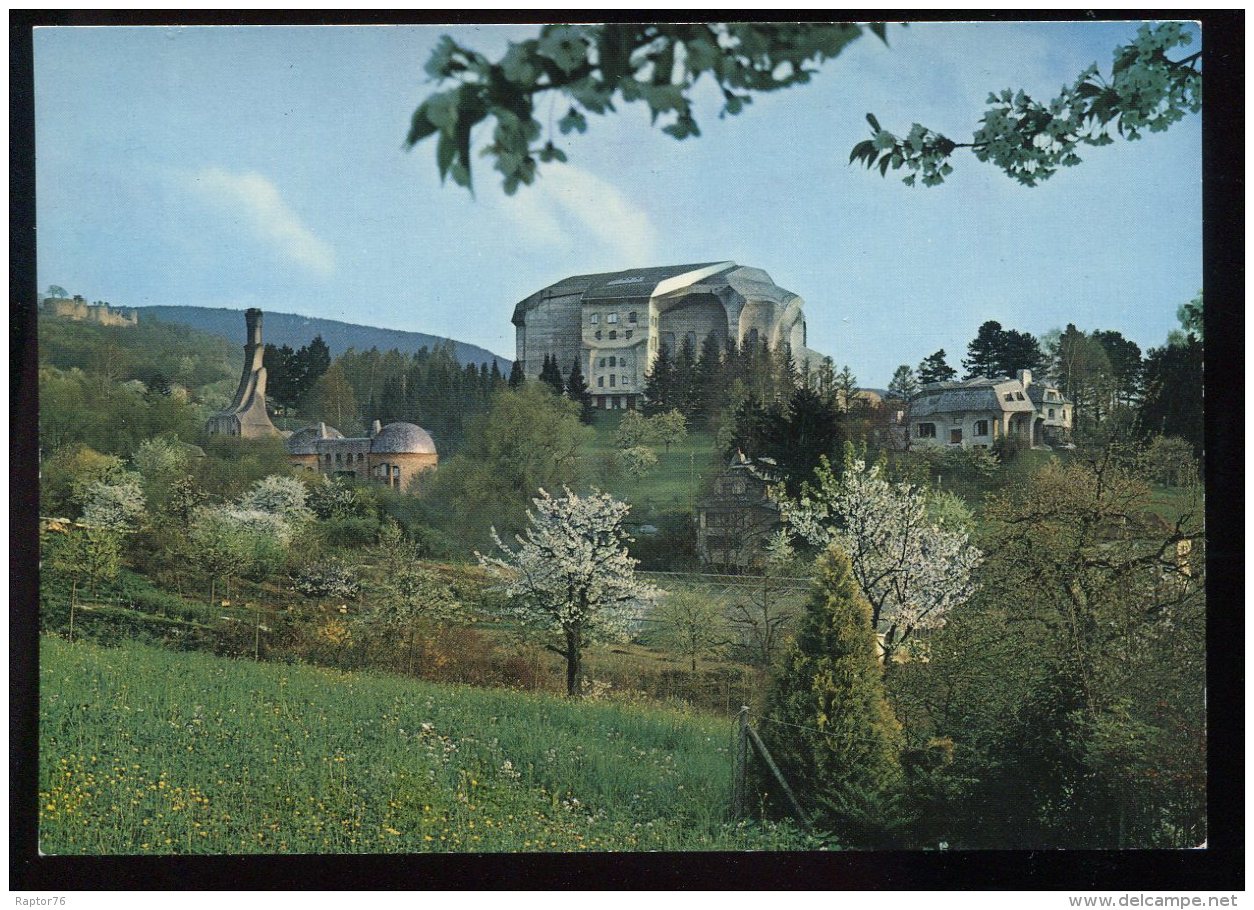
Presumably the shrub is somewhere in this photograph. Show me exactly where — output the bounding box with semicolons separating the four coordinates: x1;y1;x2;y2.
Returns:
1143;435;1199;486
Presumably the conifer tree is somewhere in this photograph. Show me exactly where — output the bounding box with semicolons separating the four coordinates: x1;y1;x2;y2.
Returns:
508;359;525;389
917;349;958;385
760;543;905;844
674;335;699;417
566;357;595;423
887;364;919;400
643;343;675;415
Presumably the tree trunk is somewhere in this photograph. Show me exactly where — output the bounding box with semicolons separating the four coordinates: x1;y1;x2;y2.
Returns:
565;627;582;697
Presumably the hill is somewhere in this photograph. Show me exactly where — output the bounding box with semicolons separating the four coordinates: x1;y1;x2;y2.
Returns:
38;636;806;854
135;305;511;371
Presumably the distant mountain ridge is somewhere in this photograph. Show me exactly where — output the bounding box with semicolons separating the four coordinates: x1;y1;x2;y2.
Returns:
135;306;511;371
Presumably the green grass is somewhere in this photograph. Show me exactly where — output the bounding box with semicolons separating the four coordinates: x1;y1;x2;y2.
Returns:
581;412;721;520
39;635;808;854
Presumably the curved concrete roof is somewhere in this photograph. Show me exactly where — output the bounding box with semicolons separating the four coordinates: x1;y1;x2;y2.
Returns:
285;423;344;455
370;422;437;455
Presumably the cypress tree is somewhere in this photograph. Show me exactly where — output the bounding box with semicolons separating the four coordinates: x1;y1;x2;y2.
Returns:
759;543;905;845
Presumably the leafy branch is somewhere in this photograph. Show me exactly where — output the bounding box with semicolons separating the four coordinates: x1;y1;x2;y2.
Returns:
406;23;885;194
851;22;1202;187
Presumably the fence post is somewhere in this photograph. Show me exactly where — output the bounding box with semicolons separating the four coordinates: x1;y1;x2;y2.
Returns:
747;724;812;835
731;705;750;820
69;581;77;643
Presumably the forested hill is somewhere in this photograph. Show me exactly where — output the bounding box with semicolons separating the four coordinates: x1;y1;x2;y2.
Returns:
135;306;510;370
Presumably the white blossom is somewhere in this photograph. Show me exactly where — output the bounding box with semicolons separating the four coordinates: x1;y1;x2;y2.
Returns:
779;457;982;660
80;473;147;531
237;474;313;525
478;487;660;694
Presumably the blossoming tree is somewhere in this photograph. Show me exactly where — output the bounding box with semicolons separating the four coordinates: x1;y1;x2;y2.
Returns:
778;456;982;663
479;488;659;696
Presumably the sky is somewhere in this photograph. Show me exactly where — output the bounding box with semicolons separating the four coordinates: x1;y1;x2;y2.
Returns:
33;21;1202;388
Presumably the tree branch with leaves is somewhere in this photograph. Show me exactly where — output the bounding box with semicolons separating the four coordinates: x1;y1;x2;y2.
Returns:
851;22;1201;187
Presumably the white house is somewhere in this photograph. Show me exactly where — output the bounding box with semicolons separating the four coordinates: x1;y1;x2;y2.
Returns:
908;370;1072;449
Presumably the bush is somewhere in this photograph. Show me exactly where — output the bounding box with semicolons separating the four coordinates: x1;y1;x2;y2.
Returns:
318;516;380;550
1143;435;1199;486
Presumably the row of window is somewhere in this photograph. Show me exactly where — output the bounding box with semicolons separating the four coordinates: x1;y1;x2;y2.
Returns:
593;329;633;341
1003;391;1026;402
917;420;990;439
323;451;365;464
597;375;631;388
598;355;630;368
589;311;639;325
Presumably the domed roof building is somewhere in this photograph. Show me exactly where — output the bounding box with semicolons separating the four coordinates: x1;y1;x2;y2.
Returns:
286;419;437;490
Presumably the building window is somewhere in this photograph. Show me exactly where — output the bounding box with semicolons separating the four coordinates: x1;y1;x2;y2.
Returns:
628;311;638;323
609;330;617;340
609;375;616;387
1048;408;1055;419
974;420;989;436
1004;393;1014;402
950;428;963;444
1015;392;1025;401
599;357;606;368
597;376;604;388
607;313;618;324
590;313;599;325
625;330;633;340
595;330;602;340
335;452;342;464
609;356;617;367
621;375;629;387
917;423;937;439
1063;409;1068;421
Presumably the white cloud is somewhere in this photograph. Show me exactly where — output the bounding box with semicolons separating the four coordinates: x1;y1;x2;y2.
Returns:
493;164;658;266
191;167;335;275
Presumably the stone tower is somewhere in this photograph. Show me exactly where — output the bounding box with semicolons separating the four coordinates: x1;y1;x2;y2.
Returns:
205;308;281;438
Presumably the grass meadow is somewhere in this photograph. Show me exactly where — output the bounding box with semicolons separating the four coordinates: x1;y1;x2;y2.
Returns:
38;635;809;854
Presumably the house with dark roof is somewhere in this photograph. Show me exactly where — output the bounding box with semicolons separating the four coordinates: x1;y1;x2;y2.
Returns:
695;453;782;571
512;262;819;411
908;370;1072;449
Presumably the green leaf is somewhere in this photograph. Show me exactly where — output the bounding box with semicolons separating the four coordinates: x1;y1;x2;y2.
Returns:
866;112;881;133
405;102;438;148
868;23;888;44
436;135;455;181
879;156;891;177
558;107;588;135
848;140;875;164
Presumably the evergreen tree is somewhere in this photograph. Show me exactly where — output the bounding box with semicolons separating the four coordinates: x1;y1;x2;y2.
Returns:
1140;336;1202;455
537;353;563;396
833;365;859;411
379;374;408;424
566;357;595;423
964;320;1044;379
674;334;699;417
508;359;525;389
887;364;919;400
760;543;905;845
691;331;724;427
643;343;675;415
917;349;957;385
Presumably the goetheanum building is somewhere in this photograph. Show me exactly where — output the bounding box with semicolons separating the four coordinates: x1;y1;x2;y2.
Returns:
512;262;820;410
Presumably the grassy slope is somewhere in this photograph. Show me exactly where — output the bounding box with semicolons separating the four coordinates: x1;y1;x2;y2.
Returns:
39;636;805;854
581;412;722;521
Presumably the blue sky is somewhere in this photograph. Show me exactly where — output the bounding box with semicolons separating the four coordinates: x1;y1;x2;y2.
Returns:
34;21;1202;388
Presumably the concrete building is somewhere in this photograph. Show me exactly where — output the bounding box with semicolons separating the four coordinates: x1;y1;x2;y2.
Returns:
42;295;137;327
205;308;282;438
512;262;820;410
908;369;1072;449
286;419;438;490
